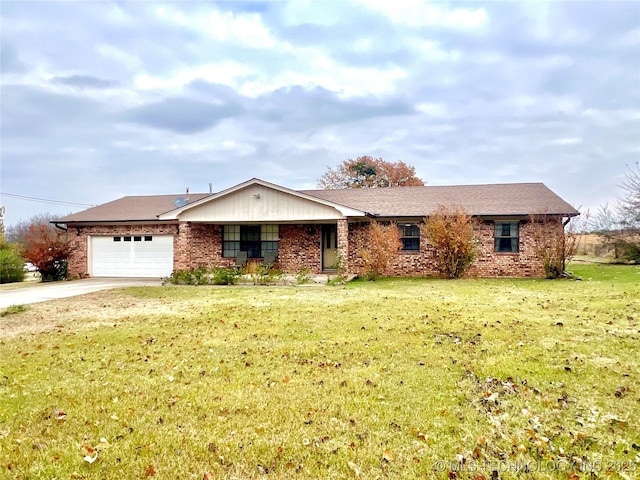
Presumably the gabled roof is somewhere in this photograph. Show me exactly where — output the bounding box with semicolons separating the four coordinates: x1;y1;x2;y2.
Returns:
55;180;578;224
302;183;579;217
57;193;210;223
157;178;367;220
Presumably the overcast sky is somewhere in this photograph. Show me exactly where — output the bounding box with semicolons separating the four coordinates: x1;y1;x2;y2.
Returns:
1;0;638;226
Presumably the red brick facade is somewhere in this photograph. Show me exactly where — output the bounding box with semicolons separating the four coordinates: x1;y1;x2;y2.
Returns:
67;218;555;279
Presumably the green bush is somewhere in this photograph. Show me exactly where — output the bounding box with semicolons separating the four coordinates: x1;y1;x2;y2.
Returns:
166;267;240;286
251;264;283;285
0;243;26;284
211;268;241;285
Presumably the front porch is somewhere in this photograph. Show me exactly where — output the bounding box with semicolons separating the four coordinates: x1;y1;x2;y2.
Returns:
174;219;351;275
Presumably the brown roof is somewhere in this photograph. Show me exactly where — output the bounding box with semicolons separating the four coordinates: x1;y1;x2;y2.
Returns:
57;193;210;223
301;183;579;217
56;182;578;224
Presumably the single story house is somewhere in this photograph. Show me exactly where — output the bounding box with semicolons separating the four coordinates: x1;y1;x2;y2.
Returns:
56;178;579;278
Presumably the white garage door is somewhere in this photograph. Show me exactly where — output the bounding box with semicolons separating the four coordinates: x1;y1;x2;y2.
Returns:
91;235;173;277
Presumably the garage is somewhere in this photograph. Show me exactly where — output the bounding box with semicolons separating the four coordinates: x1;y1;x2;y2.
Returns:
90;235;173;277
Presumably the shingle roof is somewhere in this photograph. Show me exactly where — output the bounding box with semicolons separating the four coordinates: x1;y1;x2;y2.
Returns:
301;183;579;217
57;193;210;223
55;182;578;224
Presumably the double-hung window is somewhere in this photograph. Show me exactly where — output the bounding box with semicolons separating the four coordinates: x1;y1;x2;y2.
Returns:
494;221;519;253
400;224;420;251
223;225;279;258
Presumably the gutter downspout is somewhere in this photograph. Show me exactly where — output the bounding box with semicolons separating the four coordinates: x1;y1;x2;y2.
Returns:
53;222;67;232
562;217;572;273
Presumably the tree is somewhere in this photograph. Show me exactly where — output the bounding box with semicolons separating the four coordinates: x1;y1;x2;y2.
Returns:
358;221;402;280
7;213;72;282
591;163;640;263
0;238;25;284
318;156;424;189
421;205;477;278
618;162;640;229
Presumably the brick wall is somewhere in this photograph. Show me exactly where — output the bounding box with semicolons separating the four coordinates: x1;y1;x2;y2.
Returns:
278;225;322;273
347;219;551;278
70;218;557;278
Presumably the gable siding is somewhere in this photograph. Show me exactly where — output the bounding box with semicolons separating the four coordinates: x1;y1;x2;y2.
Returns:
178;184;346;223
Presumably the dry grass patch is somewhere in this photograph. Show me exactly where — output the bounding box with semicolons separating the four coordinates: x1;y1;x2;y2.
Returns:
1;265;639;479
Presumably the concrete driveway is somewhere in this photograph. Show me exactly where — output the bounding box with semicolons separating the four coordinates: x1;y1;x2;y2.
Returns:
0;278;163;309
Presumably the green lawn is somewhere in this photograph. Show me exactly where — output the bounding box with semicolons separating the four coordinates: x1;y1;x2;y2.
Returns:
1;264;638;479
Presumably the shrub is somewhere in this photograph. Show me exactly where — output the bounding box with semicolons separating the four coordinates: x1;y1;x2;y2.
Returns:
294;266;313;285
358;221;402;280
421;205;477;278
529;214;580;278
251;264;283;285
211;268;241;285
166;267;240;286
0;241;25;284
21;224;71;282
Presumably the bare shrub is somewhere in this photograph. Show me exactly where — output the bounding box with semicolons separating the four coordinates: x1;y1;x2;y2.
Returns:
421;205;477;278
358;220;402;280
529;214;581;278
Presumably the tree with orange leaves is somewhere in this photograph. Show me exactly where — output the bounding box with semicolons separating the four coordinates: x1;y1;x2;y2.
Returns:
317;156;424;189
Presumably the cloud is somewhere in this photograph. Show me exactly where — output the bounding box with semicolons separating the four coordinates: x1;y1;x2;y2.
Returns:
123;96;244;134
50;75;118;90
0;0;638;225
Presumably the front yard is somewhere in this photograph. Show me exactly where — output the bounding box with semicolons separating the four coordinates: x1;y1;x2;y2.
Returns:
1;264;638;479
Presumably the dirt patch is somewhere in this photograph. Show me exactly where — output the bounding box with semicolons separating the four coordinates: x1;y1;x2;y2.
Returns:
0;290;173;339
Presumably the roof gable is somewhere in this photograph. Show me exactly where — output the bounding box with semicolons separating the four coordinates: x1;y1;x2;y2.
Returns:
158;178;367;222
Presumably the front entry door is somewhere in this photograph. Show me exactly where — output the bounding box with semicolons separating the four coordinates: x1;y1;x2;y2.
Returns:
322;224;338;270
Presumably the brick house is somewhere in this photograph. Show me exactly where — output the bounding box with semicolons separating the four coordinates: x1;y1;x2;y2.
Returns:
56;178;579;278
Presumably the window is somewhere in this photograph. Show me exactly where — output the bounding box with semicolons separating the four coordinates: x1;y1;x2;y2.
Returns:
400;224;420;251
223;225;279;258
144;236;152;242
494;221;519;252
124;236;132;242
134;236;142;242
113;236;121;242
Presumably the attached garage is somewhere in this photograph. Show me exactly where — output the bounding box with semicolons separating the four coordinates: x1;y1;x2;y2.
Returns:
90;235;173;277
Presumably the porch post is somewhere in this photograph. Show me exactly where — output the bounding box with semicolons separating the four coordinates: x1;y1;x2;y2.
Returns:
337;218;349;274
175;221;191;271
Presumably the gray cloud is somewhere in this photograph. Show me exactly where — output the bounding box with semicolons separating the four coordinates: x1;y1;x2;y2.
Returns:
50;75;119;90
123;97;244;134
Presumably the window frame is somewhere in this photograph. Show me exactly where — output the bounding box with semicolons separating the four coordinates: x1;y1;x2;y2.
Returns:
494;221;519;253
223;225;279;258
399;223;421;252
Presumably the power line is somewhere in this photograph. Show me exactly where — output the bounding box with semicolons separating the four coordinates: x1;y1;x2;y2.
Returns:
0;192;95;207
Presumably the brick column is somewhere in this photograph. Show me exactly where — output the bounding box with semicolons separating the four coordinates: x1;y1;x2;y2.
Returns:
337;218;349;274
174;222;192;270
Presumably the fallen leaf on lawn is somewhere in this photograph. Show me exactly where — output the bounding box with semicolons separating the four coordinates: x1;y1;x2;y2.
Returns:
202;473;213;480
382;448;394;462
145;464;156;476
81;443;95;457
83;453;98;464
54;409;67;422
98;438;109;449
348;461;361;477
